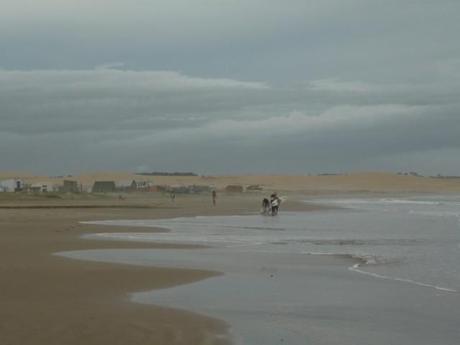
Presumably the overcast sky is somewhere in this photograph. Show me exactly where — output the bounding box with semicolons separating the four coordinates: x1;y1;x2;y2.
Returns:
1;0;460;175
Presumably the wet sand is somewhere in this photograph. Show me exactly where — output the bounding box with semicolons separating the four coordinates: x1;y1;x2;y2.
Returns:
0;193;322;345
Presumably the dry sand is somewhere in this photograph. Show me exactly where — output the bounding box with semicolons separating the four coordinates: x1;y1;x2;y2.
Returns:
0;192;322;345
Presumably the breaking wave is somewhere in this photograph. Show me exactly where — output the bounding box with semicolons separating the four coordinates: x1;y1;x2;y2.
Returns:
349;263;458;293
305;252;457;293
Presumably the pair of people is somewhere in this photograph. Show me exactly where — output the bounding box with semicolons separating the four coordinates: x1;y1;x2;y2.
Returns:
262;193;281;216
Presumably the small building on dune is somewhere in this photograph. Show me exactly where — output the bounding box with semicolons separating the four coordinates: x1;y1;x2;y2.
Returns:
189;185;212;193
131;180;153;191
114;180;153;192
115;180;134;192
164;184;211;194
0;179;24;192
61;180;80;193
29;182;56;193
169;185;190;194
225;184;244;193
246;184;263;191
92;181;116;193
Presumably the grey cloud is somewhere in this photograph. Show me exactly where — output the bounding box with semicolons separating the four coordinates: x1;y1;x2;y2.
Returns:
2;1;459;83
0;70;270;134
1;69;460;174
1;1;460;174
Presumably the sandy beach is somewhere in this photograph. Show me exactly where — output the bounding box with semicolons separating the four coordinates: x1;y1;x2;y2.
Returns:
4;0;460;342
0;192;323;345
2;173;460;344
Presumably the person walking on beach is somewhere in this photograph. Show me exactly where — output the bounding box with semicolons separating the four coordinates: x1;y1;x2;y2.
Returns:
270;193;281;216
170;190;176;203
212;190;217;206
262;198;271;215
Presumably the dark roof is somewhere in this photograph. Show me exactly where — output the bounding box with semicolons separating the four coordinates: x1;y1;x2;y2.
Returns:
92;181;116;193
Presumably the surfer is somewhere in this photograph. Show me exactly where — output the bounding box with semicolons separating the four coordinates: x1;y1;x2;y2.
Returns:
270;193;281;216
261;198;271;215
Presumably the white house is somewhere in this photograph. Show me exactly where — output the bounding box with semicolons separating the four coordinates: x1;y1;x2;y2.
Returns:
132;180;153;191
115;180;133;191
30;182;57;193
0;179;24;192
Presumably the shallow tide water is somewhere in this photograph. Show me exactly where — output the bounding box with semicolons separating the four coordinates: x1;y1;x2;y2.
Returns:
58;195;460;345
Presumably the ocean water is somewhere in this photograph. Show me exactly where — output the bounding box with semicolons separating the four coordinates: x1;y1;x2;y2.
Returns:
309;195;460;291
59;195;460;345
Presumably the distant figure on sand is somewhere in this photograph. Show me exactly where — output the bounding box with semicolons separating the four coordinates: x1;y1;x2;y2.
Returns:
270;193;281;216
212;190;217;206
170;190;176;203
261;198;271;215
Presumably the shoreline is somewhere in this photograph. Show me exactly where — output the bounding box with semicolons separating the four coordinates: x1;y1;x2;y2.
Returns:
59;203;460;345
0;193;327;345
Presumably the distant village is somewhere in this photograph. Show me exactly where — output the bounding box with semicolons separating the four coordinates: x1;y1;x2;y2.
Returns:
0;178;147;193
0;177;260;194
2;171;458;195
